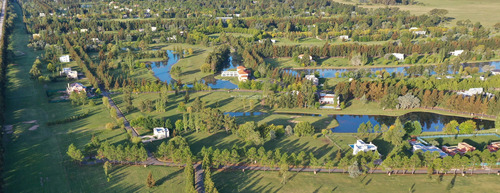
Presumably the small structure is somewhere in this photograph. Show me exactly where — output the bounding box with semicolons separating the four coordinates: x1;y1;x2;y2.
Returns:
153;127;169;139
122;14;128;19
215;17;233;22
391;53;405;61
66;83;86;94
412;31;427;35
491;69;500;75
151;27;157;32
80;29;88;33
138;28;145;32
237;66;250;82
487;142;500;152
319;93;339;105
271;39;276;43
350;140;378;155
442;142;476;156
304;75;318;86
59;55;70;63
298;54;313;61
39;13;46;17
412;142;448;158
457;88;483;97
450;50;464;56
91;38;99;42
409;27;419;30
339;35;349;41
32;33;40;39
60;67;78;79
221;71;239;77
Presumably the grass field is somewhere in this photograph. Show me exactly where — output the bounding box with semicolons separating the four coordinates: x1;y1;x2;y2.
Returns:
213;170;500;193
332;0;500;28
272;37;388;47
2;3;183;192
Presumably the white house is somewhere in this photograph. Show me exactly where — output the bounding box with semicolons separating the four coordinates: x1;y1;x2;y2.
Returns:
221;71;239;77
59;55;70;63
491;69;500;75
67;71;78;79
39;13;46;17
237;66;250;81
271;39;276;43
319;93;339;105
153;127;169;139
339;35;349;41
409;27;419;30
457;88;483;97
391;53;405;61
304;75;318;86
350;140;378;155
450;50;464;56
66;83;86;94
138;28;145;32
151;27;157;32
91;38;99;42
412;31;426;35
80;29;88;33
60;67;72;75
412;142;448;158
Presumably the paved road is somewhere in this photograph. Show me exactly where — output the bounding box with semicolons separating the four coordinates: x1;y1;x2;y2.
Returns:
102;92;139;137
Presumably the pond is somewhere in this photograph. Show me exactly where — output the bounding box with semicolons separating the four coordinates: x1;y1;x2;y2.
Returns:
288;61;500;78
150;50;239;89
224;111;495;133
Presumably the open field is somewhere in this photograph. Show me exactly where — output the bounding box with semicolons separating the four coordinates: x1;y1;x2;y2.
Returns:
213;170;500;193
272;37;388;47
332;0;500;28
2;3;181;192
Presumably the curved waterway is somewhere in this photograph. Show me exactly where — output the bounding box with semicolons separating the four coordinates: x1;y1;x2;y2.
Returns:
224;111;494;133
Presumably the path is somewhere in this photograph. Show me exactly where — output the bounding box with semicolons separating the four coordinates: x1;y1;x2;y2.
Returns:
102;91;139;137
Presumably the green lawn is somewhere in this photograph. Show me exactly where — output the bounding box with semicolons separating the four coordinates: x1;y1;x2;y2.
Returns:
2;3;180;192
208;33;253;38
213;170;500;193
272;37;388;47
332;0;500;28
422;135;500;151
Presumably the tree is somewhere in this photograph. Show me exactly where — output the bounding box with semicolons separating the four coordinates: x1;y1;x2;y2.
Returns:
184;159;196;193
496;114;500;129
293;122;315;137
348;161;362;178
429;9;449;17
29;63;41;79
103;161;112;176
380;94;398;109
396;93;420;109
443;120;459;134
146;171;156;188
236;121;263;145
285;125;293;136
459;120;477;134
67;143;84;163
47;63;56;72
204;169;219;193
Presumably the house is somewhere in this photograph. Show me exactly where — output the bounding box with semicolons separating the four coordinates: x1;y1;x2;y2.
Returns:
59;55;70;63
450;50;464;56
304;75;318;86
409;27;419;30
412;142;448;158
350;140;378;155
237;66;250;81
80;29;88;33
412;31;426;35
66;83;86;94
490;69;500;75
391;53;405;61
60;67;72;75
487;142;500;152
66;71;78;79
298;54;313;61
151;27;157;32
442;142;476;156
122;14;128;19
33;33;40;39
215;17;233;22
153;127;169;139
39;13;46;17
271;39;276;43
91;38;99;42
221;71;239;77
138;28;145;32
339;35;349;41
319;93;339;105
457;88;483;96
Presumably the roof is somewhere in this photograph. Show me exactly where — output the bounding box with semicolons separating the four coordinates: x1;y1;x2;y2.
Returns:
69;82;85;88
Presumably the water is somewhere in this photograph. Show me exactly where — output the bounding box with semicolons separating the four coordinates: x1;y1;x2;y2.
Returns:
288;61;500;78
224;111;495;133
151;50;239;89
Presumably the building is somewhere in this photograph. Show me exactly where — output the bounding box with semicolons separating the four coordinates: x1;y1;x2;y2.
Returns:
487;142;500;152
442;142;476;156
491;69;500;75
271;39;276;43
151;27;157;32
221;71;239;77
153;127;169;139
298;54;313;61
450;50;464;56
319;93;339;105
457;88;483;97
138;28;145;32
391;53;405;61
66;83;86;94
339;35;349;41
60;67;78;79
350;140;378;155
412;31;427;35
409;27;419;30
33;33;40;39
91;38;99;42
412;142;448;158
304;75;318;86
39;13;46;17
237;66;250;81
80;29;88;33
59;55;70;63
